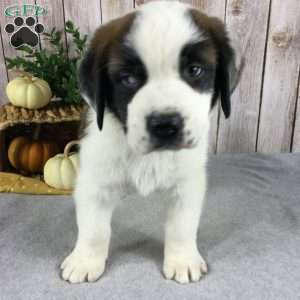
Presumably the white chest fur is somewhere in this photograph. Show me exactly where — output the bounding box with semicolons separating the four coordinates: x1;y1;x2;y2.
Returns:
127;151;177;197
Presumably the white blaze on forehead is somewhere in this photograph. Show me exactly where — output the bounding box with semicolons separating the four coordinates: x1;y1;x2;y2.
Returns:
128;1;205;77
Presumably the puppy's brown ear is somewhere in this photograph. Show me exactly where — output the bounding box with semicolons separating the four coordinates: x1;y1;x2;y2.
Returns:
190;10;244;118
78;49;106;130
78;13;136;130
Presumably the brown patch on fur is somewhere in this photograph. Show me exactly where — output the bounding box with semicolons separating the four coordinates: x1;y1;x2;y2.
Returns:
189;40;217;66
202;45;217;65
78;12;137;130
190;9;244;94
90;12;137;63
189;9;230;56
189;9;236;118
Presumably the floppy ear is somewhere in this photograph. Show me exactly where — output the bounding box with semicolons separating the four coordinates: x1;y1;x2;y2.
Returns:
211;31;235;119
208;17;244;118
78;49;107;130
190;10;244;118
78;12;136;130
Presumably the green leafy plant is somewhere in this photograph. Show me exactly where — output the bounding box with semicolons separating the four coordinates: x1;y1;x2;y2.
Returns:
5;21;87;104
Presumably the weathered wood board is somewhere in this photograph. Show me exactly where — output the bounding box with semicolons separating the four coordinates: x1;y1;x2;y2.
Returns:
102;0;134;23
217;0;271;153
257;0;300;153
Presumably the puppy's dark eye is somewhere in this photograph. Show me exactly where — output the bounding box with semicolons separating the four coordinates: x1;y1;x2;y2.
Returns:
120;74;140;88
185;64;204;79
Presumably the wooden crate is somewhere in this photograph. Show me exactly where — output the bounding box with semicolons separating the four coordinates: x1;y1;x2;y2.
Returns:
0;102;87;172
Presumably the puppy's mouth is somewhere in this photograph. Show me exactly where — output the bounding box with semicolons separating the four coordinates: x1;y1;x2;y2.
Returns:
144;138;198;154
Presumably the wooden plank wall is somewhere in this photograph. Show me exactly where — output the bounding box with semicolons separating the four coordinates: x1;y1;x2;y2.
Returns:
218;0;271;153
0;0;299;154
257;0;300;153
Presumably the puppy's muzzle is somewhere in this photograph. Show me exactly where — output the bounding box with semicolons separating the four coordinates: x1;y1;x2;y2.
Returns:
146;112;184;150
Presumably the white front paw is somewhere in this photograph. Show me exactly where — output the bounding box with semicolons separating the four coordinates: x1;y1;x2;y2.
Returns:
163;250;208;284
60;249;106;283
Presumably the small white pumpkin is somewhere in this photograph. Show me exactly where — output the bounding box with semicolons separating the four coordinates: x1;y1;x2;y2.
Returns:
6;71;52;109
44;141;80;190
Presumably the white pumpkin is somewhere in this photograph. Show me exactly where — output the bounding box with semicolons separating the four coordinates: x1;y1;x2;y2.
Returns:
6;72;52;109
44;141;80;190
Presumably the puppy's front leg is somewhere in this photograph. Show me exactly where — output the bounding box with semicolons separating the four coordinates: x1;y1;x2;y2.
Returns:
61;182;118;283
163;173;208;284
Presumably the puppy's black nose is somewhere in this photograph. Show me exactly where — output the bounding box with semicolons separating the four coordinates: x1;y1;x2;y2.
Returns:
146;113;183;142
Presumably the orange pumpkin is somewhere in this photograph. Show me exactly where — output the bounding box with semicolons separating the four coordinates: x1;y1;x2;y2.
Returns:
8;136;59;173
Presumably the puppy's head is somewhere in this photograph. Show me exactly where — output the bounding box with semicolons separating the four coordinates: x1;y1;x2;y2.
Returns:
79;1;242;154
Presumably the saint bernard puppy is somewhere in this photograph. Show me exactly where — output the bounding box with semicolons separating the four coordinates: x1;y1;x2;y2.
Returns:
61;1;242;284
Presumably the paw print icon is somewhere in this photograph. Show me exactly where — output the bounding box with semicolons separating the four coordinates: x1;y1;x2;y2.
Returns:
5;16;44;48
